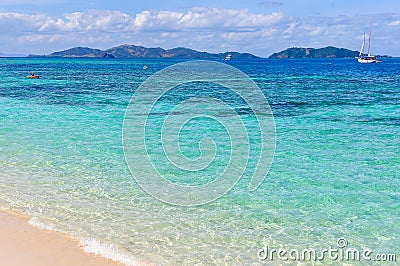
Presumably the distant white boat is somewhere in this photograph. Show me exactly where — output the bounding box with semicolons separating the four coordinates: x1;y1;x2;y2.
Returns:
357;32;380;63
225;54;232;60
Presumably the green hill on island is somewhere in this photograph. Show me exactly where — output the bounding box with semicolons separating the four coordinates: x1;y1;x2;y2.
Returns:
30;44;260;59
269;46;359;59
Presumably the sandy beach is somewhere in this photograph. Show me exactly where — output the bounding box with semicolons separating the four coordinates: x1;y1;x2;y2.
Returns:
0;210;122;266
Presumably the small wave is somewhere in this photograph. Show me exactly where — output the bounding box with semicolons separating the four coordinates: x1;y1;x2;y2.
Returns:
28;217;142;265
79;237;138;266
0;206;9;211
28;216;58;231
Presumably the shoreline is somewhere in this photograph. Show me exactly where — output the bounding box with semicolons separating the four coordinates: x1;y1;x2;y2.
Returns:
0;209;124;266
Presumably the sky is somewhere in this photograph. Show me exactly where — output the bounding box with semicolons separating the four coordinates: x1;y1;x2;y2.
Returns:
0;0;399;57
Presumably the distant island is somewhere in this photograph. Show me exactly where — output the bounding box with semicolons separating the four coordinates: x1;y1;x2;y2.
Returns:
269;46;359;59
29;44;260;59
24;45;391;59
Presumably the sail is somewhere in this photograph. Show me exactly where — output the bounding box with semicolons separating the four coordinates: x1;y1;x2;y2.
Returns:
367;31;371;56
359;32;365;56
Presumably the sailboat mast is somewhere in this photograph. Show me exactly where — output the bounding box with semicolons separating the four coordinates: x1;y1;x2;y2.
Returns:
367;32;371;56
359;32;366;56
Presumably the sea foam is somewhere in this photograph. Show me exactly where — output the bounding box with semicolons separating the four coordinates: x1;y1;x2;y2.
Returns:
28;216;58;231
79;237;138;266
29;217;139;265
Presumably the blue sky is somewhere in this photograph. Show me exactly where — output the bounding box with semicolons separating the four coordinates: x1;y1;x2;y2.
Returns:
0;0;399;56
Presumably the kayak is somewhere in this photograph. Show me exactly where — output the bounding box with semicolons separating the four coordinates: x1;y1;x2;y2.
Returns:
27;75;39;79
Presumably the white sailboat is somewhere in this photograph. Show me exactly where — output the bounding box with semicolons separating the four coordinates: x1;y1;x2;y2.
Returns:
357;32;380;63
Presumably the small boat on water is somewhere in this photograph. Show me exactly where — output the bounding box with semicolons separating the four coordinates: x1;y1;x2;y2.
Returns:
27;72;39;78
357;32;381;63
225;54;232;60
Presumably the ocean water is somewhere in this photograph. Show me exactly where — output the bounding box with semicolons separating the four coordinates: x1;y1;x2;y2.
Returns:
0;58;399;265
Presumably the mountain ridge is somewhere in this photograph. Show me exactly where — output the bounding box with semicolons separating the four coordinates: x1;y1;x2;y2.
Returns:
29;44;261;59
269;46;360;59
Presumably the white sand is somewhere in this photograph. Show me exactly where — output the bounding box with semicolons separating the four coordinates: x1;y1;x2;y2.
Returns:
0;210;123;266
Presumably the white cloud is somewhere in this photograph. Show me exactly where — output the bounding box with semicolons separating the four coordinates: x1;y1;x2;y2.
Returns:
388;20;400;27
0;13;47;32
133;10;183;31
39;10;134;32
132;8;285;32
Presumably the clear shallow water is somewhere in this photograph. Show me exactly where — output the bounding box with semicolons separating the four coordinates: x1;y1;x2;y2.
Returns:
0;58;399;265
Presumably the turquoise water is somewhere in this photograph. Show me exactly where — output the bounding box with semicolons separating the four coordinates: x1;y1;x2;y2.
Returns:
0;58;399;265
